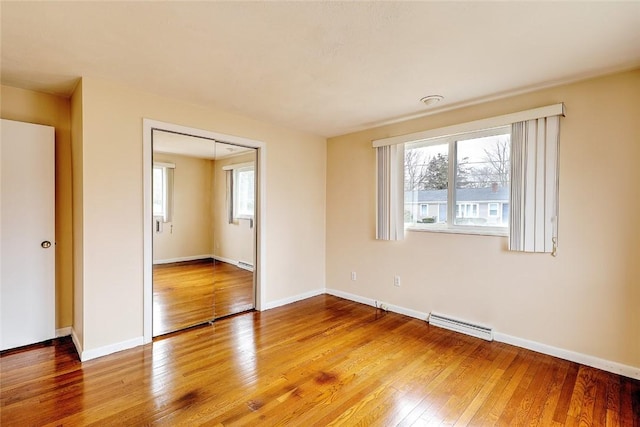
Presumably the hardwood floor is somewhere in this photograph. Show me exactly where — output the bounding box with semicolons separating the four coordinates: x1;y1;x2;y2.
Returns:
153;259;254;335
1;295;638;426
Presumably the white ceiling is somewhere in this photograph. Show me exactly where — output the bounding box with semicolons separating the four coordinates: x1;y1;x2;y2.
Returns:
2;2;639;137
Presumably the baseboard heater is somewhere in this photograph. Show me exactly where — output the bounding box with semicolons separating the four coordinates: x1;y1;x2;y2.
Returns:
237;261;254;272
428;312;493;341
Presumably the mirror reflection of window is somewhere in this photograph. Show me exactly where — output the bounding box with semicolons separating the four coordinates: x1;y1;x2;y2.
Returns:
152;166;164;217
234;165;254;219
152;162;174;223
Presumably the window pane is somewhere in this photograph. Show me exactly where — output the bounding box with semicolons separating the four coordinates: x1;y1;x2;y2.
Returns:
455;134;510;227
152;167;165;218
234;167;255;218
404;143;448;228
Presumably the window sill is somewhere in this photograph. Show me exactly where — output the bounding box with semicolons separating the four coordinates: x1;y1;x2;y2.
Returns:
405;225;508;237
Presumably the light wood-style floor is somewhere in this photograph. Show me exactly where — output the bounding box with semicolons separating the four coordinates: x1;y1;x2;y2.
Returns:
153;259;254;335
1;295;638;426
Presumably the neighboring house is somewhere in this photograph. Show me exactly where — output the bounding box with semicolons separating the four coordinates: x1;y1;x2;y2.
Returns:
405;185;509;226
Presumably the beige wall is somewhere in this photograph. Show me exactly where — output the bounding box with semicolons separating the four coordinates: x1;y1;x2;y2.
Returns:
152;153;213;262
213;152;256;266
327;70;640;368
0;85;73;330
76;77;326;351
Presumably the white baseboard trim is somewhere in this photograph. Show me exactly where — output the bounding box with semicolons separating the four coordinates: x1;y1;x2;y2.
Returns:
212;255;238;266
326;288;429;321
326;288;376;308
56;327;71;337
70;328;143;362
70;328;82;360
154;254;252;269
262;288;325;311
80;336;144;362
213;255;255;271
153;254;213;265
325;288;639;380
494;332;640;380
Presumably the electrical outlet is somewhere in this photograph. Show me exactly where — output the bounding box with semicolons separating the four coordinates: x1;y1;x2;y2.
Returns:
351;271;357;281
394;276;401;287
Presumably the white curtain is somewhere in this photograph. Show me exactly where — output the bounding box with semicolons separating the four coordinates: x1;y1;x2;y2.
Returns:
509;116;560;254
226;169;234;224
376;144;405;240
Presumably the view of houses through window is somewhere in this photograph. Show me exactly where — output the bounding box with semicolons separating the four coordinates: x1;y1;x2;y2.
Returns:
404;127;511;233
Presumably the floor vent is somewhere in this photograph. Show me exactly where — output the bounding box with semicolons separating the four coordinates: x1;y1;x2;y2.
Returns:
428;312;493;341
237;261;254;272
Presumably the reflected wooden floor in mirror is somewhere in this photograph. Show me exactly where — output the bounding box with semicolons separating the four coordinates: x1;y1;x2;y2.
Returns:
153;259;254;335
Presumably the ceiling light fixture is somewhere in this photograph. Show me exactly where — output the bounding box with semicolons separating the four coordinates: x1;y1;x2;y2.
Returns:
420;95;444;107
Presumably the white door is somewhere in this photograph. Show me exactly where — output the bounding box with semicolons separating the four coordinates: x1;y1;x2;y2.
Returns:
1;119;55;351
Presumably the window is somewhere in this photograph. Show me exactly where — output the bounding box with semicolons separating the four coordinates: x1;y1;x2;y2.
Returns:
223;161;256;224
456;203;479;219
404;142;448;226
376;103;563;250
404;127;510;234
152;162;174;222
233;165;255;219
488;203;499;217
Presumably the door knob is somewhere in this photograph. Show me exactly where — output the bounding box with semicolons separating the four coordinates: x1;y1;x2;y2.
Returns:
41;241;51;249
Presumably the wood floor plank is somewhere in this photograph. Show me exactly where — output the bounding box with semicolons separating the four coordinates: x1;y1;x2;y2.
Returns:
619;376;640;427
1;295;638;426
452;367;506;426
494;353;543;425
395;338;485;426
577;366;599;426
554;362;580;424
591;370;609;426
470;350;531;425
534;363;570;427
604;373;621;427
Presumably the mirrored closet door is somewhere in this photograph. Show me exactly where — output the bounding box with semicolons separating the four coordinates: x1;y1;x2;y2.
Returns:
151;130;257;336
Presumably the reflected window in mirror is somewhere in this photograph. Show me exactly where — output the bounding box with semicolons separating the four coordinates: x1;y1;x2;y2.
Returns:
153;162;175;223
233;165;254;219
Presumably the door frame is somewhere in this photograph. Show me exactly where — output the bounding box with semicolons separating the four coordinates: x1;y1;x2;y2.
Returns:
142;118;266;344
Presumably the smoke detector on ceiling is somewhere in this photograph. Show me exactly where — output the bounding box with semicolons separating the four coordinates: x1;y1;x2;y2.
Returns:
420;95;444;107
